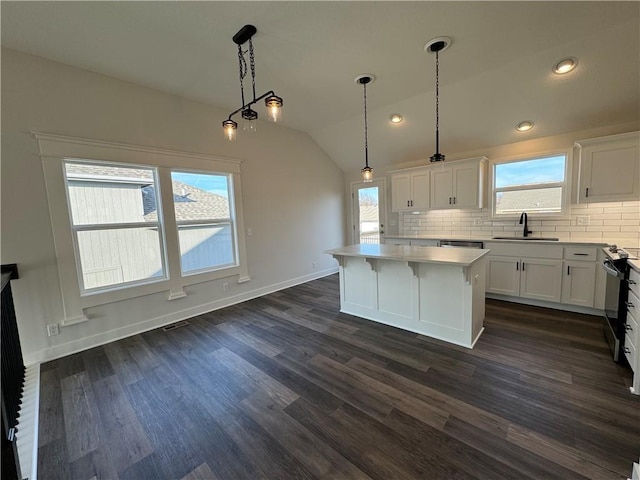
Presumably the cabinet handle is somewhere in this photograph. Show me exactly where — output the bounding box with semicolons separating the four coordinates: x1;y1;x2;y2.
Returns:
449;197;452;205
629;280;637;285
585;187;589;198
453;197;456;204
626;324;634;332
411;200;414;207
516;262;519;271
573;253;589;256
567;265;570;275
522;262;525;271
626;301;635;308
624;347;631;354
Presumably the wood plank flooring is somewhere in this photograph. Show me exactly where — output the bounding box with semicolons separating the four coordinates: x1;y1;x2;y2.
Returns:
37;274;640;479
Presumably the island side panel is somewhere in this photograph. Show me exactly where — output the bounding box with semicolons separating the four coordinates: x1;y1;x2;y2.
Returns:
340;256;377;315
470;257;486;345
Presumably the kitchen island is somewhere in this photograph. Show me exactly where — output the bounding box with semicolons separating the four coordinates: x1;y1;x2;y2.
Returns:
325;244;490;348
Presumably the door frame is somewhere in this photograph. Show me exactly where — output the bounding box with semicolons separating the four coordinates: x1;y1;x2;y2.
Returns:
350;178;387;245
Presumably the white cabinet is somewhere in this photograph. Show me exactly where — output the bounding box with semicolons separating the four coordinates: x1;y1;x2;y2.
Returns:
626;267;640;395
576;131;640;203
391;169;430;212
430;157;486;209
485;242;563;303
561;247;597;307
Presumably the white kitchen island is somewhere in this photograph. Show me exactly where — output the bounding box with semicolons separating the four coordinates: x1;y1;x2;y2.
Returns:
326;244;490;348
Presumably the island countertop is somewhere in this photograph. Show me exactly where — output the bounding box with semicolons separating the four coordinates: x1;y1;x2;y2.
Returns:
325;244;490;267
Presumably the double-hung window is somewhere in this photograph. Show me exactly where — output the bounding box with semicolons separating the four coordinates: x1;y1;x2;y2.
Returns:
491;153;569;217
64;161;167;293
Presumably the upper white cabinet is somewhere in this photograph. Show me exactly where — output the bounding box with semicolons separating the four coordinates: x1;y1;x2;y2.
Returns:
391;168;430;212
390;156;486;212
430;157;487;209
576;131;640;203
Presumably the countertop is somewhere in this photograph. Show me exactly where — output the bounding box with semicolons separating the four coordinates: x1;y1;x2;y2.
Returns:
629;259;640;272
384;234;609;246
325;244;490;267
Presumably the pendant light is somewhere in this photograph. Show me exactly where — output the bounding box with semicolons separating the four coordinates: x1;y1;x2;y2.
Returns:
355;74;375;182
424;37;451;162
222;25;284;141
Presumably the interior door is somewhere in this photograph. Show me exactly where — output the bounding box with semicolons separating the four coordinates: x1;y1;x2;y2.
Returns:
352;180;386;245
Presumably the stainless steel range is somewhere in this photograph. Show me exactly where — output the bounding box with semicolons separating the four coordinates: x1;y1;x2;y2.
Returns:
602;245;639;362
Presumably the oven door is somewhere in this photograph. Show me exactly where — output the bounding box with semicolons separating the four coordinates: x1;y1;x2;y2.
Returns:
602;259;625;362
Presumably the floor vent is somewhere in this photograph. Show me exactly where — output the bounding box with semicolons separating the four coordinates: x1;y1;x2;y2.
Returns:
162;320;189;331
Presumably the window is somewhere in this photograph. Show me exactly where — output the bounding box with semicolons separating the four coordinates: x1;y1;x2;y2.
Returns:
492;154;569;217
37;132;249;324
170;171;237;274
64;161;167;293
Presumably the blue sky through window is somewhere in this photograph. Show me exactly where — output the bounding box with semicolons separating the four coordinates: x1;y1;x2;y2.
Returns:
172;172;229;198
495;155;565;188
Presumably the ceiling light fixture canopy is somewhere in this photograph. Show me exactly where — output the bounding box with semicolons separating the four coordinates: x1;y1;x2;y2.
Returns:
424;36;451;163
222;24;283;141
355;74;376;182
553;57;578;75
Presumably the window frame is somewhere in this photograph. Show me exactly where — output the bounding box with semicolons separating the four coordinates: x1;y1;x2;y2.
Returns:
489;150;572;219
36;133;249;326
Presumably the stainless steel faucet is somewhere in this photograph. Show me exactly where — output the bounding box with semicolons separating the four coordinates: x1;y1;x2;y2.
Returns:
519;212;532;237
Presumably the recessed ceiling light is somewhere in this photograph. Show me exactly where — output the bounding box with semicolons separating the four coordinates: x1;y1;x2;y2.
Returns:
553;57;578;75
390;114;403;124
516;121;534;132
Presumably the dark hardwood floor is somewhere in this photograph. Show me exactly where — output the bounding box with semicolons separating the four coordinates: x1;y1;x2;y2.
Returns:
38;274;639;479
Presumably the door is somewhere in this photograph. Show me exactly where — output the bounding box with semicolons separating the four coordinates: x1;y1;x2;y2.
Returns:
520;258;562;302
352;180;386;245
561;261;596;307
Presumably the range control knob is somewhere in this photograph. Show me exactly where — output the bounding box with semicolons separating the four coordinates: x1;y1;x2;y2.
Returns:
609;244;618;252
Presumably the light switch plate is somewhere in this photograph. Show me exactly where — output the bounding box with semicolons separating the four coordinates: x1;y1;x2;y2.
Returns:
576;215;590;226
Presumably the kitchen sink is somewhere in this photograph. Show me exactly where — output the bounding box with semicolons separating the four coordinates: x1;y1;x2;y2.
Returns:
492;236;559;241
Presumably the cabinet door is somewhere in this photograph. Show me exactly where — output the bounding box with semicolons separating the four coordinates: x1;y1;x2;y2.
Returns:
430;167;453;209
561;261;596;307
411;170;430;210
452;163;479;208
391;174;412;212
486;256;520;296
579;135;639;203
520;258;562;303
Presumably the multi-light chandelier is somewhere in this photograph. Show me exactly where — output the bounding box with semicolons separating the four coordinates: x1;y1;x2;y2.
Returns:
424;36;451;162
355;74;375;182
222;25;283;141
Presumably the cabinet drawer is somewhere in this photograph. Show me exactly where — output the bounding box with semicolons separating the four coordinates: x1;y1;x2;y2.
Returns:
630;267;640;299
563;247;597;261
628;290;640;331
626;310;638;349
483;242;563;259
625;333;637;373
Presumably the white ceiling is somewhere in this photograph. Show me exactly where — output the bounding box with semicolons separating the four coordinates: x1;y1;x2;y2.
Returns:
2;1;639;173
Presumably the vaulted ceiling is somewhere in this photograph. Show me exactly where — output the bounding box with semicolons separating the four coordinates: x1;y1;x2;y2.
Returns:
2;1;638;174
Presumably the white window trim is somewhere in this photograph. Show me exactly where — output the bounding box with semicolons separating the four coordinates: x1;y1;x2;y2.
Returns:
489;149;573;220
36;132;250;326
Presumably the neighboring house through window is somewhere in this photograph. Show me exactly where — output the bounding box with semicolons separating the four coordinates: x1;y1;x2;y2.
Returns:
491;153;570;217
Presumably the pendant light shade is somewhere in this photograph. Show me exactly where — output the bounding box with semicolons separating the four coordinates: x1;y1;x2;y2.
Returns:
222;25;284;140
355;74;376;183
424;37;451;163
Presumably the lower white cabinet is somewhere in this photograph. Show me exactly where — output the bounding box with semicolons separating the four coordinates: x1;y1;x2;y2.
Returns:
561;260;596;307
486;256;562;302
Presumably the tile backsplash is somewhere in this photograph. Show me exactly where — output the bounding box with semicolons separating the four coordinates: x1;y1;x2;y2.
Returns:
399;201;640;246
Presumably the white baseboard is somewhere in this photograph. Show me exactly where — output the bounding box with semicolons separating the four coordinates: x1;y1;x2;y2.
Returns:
25;267;338;365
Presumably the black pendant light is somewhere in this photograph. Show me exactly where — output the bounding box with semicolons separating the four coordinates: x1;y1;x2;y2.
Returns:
425;37;451;162
222;25;284;141
355;74;376;182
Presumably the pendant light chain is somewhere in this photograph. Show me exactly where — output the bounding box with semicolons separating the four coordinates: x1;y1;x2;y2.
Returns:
237;44;247;107
363;81;369;168
435;49;440;154
248;38;257;101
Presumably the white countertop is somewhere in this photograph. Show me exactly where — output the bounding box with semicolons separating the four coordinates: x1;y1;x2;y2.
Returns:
326;244;490;267
629;259;640;272
385;234;609;246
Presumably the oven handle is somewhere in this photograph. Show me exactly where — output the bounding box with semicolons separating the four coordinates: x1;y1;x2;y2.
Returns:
602;259;623;277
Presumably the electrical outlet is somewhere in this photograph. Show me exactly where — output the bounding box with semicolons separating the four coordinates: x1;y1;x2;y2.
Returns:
576;215;590;226
247;228;252;237
47;323;60;336
473;217;483;226
223;282;230;292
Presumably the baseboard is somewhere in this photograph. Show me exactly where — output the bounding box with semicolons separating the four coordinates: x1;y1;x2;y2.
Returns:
486;294;603;316
24;267;338;365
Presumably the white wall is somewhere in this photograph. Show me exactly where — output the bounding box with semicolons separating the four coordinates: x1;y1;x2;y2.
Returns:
1;48;346;364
